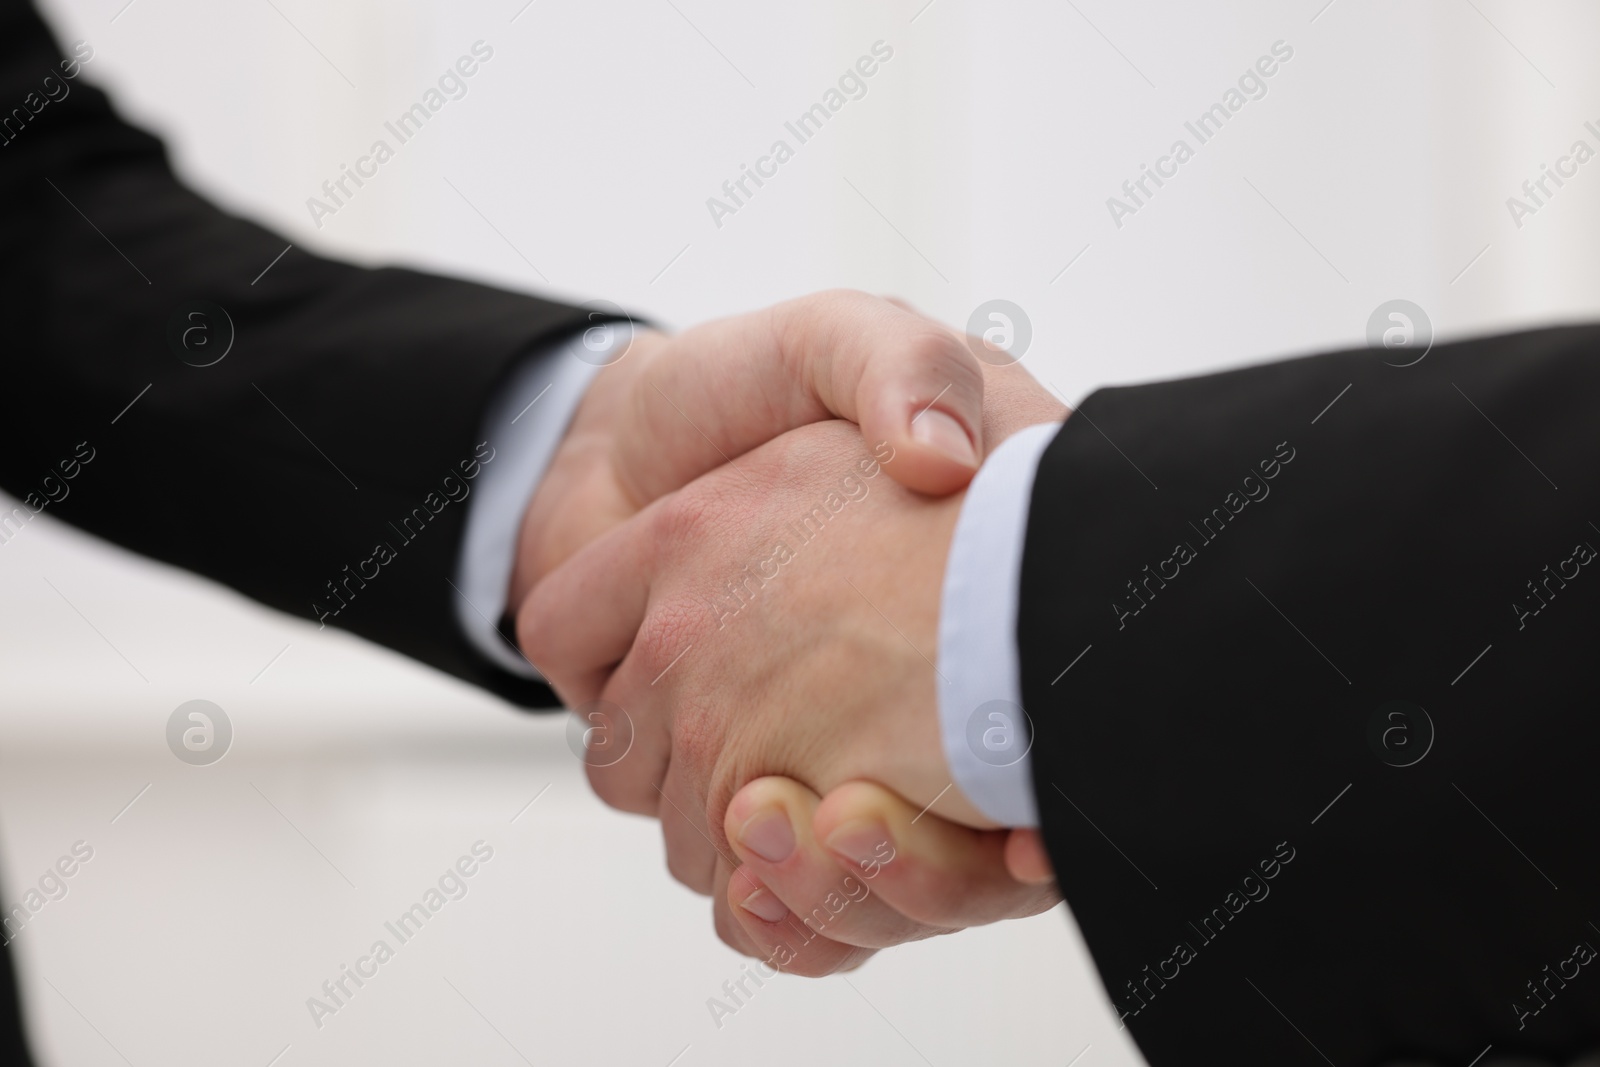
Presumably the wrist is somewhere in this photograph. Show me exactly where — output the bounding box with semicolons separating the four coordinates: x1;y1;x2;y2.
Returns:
977;363;1071;457
509;328;671;607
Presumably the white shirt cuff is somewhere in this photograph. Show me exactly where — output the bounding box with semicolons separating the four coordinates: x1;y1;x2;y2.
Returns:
453;324;634;677
937;421;1061;827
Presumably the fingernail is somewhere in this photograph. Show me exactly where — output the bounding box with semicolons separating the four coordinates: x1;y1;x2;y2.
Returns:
738;885;790;924
824;820;893;869
736;807;796;864
911;409;978;468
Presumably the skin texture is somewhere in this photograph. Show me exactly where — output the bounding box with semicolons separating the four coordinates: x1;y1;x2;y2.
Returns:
524;420;965;823
512;290;1063;606
514;291;1066;973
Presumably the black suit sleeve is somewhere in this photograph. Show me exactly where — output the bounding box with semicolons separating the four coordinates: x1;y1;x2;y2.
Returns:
0;1;600;705
1019;325;1600;1066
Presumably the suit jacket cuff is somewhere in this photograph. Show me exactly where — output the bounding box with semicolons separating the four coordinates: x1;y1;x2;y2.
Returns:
453;326;626;679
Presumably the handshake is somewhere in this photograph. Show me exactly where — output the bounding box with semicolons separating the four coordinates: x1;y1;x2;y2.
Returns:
19;3;1593;1052
510;290;1066;975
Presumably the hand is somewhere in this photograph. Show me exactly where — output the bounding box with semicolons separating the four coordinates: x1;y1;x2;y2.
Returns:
719;777;1060;976
519;406;1061;925
517;295;1064;974
524;419;966;818
511;290;1063;607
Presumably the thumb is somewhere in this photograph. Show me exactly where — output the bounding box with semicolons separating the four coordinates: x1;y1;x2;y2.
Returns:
852;313;986;496
613;290;987;506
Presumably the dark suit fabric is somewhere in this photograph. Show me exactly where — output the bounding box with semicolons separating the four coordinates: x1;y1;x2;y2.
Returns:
1022;325;1600;1066
1;0;586;707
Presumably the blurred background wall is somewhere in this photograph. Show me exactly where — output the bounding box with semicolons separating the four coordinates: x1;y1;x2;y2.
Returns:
2;1;1597;1064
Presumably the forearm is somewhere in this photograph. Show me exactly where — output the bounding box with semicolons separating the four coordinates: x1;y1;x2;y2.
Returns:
0;2;598;702
1019;326;1600;1064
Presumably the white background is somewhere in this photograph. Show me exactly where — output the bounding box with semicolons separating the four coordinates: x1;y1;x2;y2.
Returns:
3;1;1598;1064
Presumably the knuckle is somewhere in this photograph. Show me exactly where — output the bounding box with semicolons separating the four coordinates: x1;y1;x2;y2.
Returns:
657;793;715;893
514;594;549;663
584;761;647;815
903;327;980;381
632;598;704;690
648;490;715;553
669;710;721;798
514;596;568;694
583;762;625;808
674;679;736;763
